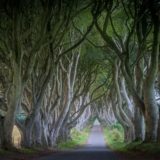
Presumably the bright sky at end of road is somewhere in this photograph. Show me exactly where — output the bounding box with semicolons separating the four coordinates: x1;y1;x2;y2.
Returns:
93;118;100;126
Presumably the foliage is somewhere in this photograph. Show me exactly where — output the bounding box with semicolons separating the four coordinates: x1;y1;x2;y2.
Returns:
111;123;124;133
57;128;90;149
104;124;160;154
104;123;126;151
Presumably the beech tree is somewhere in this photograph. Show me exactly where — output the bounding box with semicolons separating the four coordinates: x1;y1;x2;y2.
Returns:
0;0;159;150
91;0;160;142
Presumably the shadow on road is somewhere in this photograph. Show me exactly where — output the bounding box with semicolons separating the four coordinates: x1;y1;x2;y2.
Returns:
38;123;119;160
38;149;119;160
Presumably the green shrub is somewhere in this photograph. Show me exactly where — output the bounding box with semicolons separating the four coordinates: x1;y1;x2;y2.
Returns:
110;128;122;141
58;127;90;149
112;123;123;132
104;123;126;151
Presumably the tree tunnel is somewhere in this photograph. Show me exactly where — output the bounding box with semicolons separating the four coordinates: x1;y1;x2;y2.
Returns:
0;0;160;153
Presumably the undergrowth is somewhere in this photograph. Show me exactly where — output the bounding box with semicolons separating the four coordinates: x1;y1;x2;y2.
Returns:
125;141;160;154
103;123;126;151
58;127;90;149
104;123;160;154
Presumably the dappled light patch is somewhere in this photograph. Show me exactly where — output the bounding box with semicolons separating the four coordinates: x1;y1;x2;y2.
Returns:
12;125;21;148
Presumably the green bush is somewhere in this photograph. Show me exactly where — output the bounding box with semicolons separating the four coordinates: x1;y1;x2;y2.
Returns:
112;123;123;132
58;128;90;149
110;128;122;141
104;123;126;151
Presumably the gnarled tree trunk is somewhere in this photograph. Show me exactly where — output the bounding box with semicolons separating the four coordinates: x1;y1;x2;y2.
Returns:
144;15;160;142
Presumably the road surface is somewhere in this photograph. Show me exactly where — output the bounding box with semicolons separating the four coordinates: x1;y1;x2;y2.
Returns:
38;124;119;160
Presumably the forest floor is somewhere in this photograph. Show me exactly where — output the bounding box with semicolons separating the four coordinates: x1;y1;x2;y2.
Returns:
0;125;160;160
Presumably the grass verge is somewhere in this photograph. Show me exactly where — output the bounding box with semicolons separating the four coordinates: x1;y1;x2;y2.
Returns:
125;141;160;154
104;124;160;154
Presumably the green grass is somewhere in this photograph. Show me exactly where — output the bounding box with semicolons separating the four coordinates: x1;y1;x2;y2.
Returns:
104;124;160;154
103;124;126;151
18;148;40;154
0;149;13;155
58;128;90;149
0;148;39;155
125;141;160;154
